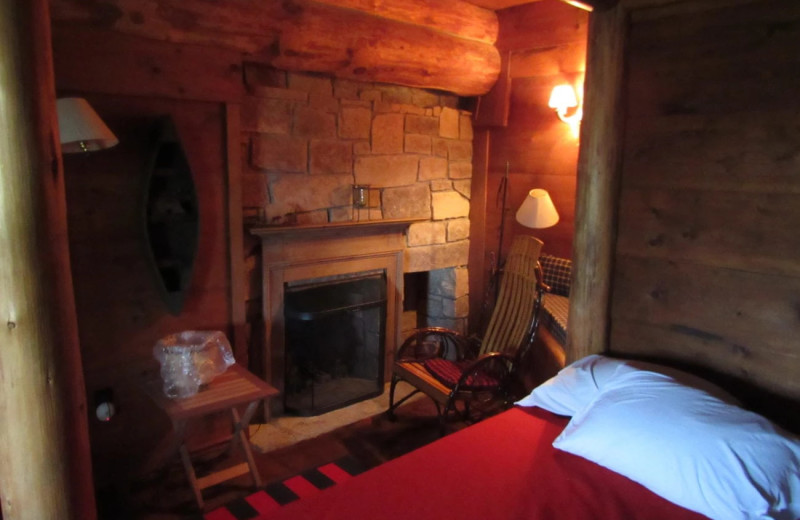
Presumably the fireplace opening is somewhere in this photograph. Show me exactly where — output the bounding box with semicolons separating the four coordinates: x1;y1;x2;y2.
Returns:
283;271;387;416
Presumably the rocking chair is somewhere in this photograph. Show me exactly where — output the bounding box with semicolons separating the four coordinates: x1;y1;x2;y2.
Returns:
388;235;546;433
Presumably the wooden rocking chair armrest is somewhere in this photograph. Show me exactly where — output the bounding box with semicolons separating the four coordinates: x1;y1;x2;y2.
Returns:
396;327;469;361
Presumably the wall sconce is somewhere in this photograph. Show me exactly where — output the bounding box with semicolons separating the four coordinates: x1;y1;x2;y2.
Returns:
56;97;119;153
548;84;583;137
558;0;594;11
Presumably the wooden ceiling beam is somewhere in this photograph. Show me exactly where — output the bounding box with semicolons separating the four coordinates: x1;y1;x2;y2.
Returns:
49;0;501;96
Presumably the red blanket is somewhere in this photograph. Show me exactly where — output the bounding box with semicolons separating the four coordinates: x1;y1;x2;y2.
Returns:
259;407;708;519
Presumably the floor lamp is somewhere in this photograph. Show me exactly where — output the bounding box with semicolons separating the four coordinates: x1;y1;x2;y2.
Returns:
515;188;559;242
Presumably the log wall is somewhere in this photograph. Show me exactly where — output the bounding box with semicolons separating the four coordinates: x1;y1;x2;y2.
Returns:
609;0;800;402
469;0;588;335
49;0;500;96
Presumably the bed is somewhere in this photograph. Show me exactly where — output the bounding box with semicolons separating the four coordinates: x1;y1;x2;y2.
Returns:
260;355;800;520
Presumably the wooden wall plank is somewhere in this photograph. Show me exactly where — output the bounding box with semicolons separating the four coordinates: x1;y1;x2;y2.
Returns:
609;0;800;401
616;188;800;278
497;0;589;50
510;40;587;78
622;112;800;194
610;320;800;399
62;94;232;480
52;27;245;102
612;256;800;360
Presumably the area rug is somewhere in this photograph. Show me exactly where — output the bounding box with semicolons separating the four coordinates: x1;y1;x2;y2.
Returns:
203;456;369;520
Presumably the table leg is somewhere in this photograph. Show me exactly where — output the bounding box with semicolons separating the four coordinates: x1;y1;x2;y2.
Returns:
137;418;187;477
179;443;204;509
230;404;263;487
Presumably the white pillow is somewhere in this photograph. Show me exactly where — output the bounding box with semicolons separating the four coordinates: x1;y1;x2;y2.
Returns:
514;354;625;415
515;354;733;416
553;369;800;520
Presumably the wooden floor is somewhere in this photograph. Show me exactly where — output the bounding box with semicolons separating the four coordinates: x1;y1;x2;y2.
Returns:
104;397;462;520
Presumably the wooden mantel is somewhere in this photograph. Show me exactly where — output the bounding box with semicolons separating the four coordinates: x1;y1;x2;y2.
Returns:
250;218;421;415
250;218;425;239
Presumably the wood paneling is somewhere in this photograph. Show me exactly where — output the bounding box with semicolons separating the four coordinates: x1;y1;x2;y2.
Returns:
62;95;232;480
497;0;589;50
609;0;800;400
52;27;244;103
616;188;800;278
469;1;587;329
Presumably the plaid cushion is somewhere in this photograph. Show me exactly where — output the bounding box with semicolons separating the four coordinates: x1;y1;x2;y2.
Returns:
422;358;499;391
542;293;569;346
539;254;572;297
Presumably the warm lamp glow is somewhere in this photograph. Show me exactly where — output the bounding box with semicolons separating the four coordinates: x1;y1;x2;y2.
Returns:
516;189;559;229
559;0;594;11
548;84;583;137
57;98;119;154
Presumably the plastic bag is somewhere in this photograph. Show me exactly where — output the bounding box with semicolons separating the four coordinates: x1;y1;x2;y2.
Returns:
153;330;235;399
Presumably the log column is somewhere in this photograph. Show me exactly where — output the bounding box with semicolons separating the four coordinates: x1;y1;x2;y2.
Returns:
0;1;96;519
568;4;628;362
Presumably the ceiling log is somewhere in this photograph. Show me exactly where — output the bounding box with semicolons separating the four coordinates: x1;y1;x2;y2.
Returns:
49;0;501;96
273;2;500;96
310;0;498;44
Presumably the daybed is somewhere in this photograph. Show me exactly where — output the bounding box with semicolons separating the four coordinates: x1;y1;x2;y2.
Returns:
527;254;571;385
260;355;800;520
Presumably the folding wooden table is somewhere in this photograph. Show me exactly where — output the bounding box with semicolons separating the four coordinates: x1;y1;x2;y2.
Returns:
143;364;278;509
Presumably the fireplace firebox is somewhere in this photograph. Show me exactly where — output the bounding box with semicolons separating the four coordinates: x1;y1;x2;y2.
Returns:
284;272;386;415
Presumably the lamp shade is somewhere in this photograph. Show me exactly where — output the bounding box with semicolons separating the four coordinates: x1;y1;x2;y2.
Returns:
548;85;578;111
57;97;119;153
516;189;559;229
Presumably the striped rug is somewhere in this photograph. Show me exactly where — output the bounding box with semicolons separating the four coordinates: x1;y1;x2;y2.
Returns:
204;456;368;520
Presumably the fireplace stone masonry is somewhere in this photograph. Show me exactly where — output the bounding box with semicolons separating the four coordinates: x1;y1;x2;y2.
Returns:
242;66;474;348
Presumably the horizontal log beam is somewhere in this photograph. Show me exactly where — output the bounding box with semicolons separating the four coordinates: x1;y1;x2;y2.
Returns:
273;2;500;96
310;0;498;44
49;0;501;96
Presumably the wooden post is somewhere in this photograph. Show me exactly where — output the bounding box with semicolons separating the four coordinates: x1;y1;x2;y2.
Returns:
567;4;628;362
468;129;491;335
225;103;247;364
0;1;97;519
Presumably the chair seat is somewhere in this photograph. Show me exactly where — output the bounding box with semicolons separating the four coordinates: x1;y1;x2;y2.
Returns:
422;359;500;391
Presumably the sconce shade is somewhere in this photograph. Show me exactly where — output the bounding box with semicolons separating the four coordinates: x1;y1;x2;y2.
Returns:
548;85;578;111
57;97;119;154
516;189;560;229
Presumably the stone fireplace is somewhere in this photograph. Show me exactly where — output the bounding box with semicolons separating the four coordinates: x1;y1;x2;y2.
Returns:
251;220;416;415
242;69;474;415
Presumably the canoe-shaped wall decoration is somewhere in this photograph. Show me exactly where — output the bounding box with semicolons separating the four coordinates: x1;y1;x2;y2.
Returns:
142;116;199;315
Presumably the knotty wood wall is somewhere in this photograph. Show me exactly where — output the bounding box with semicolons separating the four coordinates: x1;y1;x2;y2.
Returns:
608;0;800;403
469;0;587;333
52;26;244;491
